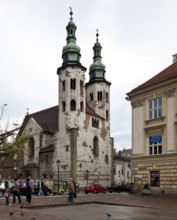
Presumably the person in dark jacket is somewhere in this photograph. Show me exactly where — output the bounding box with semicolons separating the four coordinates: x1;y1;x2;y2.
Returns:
26;177;32;204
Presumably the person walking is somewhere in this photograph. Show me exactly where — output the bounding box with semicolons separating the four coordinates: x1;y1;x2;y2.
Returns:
38;178;44;196
26;176;33;204
13;178;21;204
68;178;75;202
4;176;12;206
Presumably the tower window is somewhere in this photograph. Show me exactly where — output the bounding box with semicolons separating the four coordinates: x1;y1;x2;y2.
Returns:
106;110;109;121
80;101;84;112
62;101;66;112
62;80;65;91
90;93;93;101
106;92;109;103
92;118;99;128
70;78;76;90
105;154;109;164
80;80;84;96
93;137;99;156
70;100;76;111
97;91;102;101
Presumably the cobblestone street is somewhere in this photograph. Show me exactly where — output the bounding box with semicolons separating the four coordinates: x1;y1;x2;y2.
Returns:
0;193;177;219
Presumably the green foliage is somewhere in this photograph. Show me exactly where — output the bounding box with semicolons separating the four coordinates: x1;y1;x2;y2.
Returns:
0;130;30;158
143;183;150;189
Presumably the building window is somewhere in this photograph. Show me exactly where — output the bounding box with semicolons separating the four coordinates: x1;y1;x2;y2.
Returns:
80;80;83;96
66;145;69;152
150;171;160;187
62;101;65;112
97;91;102;101
90;93;93;101
121;168;124;175
92;118;99;128
149;97;162;119
105;154;109;164
106;92;109;103
70;78;76;90
106;110;109;121
149;135;162;155
70;100;76;111
80;101;84;112
28;137;35;157
93;137;99;156
62;80;65;91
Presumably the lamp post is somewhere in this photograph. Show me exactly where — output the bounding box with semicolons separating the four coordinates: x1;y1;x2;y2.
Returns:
86;170;89;185
56;159;61;195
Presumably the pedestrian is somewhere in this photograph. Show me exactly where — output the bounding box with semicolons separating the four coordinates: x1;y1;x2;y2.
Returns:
38;178;44;196
68;178;75;202
4;176;12;206
13;178;21;204
26;177;33;204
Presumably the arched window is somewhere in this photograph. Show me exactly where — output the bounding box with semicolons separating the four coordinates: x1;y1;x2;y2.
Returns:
62;101;66;112
90;93;93;101
80;101;84;112
97;91;102;101
80;80;83;96
70;78;76;90
28;137;35;157
105;154;109;164
70;100;76;111
93;137;99;156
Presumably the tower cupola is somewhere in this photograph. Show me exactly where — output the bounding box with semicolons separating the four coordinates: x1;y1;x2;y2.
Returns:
62;8;81;65
89;30;106;82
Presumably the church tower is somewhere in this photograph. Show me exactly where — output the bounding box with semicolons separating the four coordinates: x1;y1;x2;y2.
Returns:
56;9;87;181
86;31;111;135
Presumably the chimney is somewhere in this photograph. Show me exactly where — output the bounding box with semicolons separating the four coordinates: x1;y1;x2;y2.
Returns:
172;54;177;63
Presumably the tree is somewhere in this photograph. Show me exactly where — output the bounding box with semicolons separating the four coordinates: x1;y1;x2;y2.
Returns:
0;128;29;158
0;104;29;159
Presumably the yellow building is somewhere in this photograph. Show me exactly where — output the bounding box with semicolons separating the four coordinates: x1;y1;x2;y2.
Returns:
127;54;177;193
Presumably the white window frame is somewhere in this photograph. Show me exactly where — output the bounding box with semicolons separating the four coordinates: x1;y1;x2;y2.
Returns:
149;135;162;155
149;97;162;120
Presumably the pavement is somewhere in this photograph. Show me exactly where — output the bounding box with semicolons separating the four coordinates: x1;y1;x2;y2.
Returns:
0;192;177;219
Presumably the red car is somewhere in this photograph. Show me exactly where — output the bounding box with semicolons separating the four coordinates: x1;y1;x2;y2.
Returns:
84;184;107;194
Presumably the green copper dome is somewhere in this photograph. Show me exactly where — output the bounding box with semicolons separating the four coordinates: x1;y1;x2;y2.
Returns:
89;30;106;82
62;8;81;65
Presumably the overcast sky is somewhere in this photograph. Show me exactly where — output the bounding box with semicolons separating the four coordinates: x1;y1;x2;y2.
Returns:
1;0;177;151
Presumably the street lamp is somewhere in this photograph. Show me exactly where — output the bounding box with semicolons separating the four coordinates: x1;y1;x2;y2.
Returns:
56;159;61;195
86;170;89;185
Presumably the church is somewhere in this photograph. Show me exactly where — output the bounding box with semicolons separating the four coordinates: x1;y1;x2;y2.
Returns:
18;9;114;187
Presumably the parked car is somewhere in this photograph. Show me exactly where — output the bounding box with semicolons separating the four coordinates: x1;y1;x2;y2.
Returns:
107;183;129;193
84;184;107;194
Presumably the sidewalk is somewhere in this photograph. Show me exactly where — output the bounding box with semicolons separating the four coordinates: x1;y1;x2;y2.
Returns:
0;193;177;219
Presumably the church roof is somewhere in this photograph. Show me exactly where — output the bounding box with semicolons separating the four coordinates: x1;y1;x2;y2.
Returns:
128;60;177;94
18;104;104;136
18;105;59;136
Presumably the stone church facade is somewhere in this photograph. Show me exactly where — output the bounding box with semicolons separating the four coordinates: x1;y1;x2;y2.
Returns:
18;10;114;187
